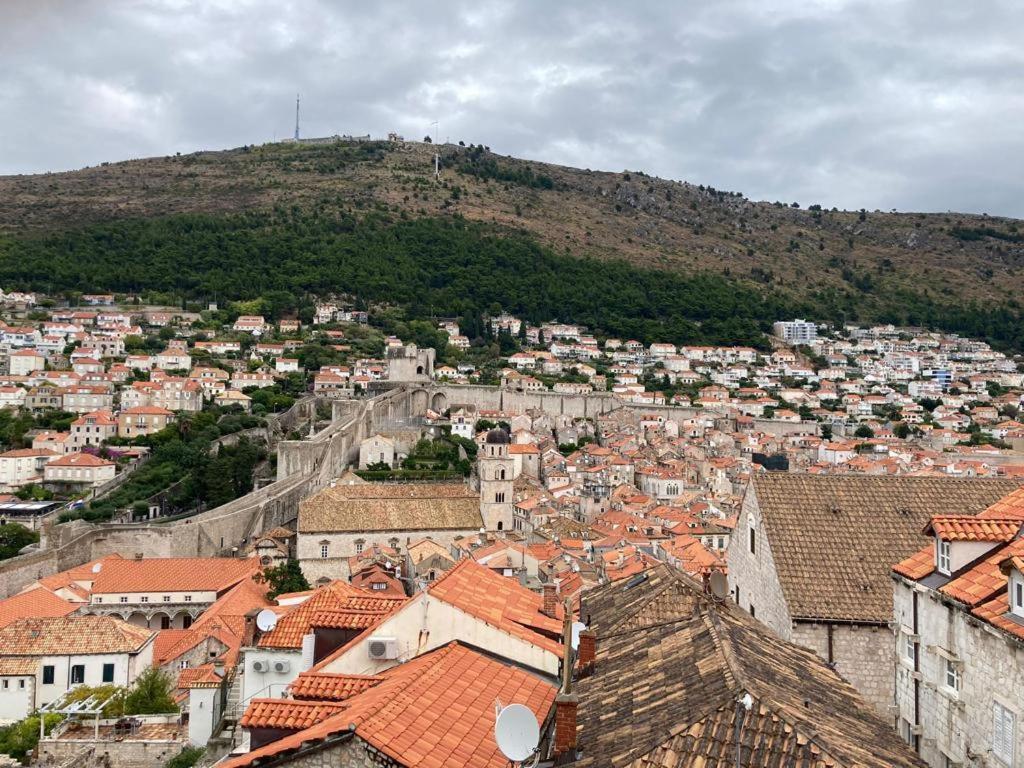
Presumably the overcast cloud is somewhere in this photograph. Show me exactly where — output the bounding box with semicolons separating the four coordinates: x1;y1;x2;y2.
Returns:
2;0;1023;216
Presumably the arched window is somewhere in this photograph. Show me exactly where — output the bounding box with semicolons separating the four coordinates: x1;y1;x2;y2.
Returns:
499;469;506;480
497;521;504;531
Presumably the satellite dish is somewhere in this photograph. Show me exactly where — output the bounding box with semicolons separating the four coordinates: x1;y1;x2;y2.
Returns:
91;563;102;574
709;571;729;600
570;621;587;651
256;609;279;633
494;703;539;763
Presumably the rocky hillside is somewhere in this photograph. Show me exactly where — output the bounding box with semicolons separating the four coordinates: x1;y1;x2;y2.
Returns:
0;139;1022;346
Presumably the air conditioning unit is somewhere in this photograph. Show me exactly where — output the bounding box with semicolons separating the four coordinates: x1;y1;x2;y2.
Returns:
251;660;268;673
273;660;290;674
367;637;399;660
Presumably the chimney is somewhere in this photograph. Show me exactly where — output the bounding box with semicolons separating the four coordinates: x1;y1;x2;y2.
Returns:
553;693;579;760
576;630;596;676
542;583;558;618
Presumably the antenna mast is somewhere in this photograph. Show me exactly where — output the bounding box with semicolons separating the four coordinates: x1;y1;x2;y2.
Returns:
294;93;300;141
432;120;440;181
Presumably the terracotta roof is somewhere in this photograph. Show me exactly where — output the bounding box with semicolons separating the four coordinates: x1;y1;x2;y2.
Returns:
0;587;77;629
258;581;404;649
91;557;260;595
748;474;1019;622
289;672;384;701
0;615;153;655
924;516;1022;542
178;665;222;688
222;642;556;768
47;452;115;467
299;483;483;533
427;559;564;656
241;698;346;730
0;658;39;676
36;554;123;593
574;563;926;768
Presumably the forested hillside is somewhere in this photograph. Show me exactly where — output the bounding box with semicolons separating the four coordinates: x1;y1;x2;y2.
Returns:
0;140;1022;351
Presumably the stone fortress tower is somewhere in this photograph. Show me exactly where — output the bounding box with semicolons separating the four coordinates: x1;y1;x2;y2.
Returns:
386;344;435;382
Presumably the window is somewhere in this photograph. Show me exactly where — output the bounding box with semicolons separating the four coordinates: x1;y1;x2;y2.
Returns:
184;595;192;602
2;680;7;689
943;657;961;693
900;717;914;745
17;679;24;689
355;541;363;555
993;702;1015;766
163;595;171;602
1012;575;1024;617
748;527;756;555
161;616;170;630
937;539;951;574
183;615;193;629
140;596;149;603
119;596;128;603
903;630;916;664
102;663;115;683
372;582;387;591
42;666;54;685
70;665;85;685
320;544;329;559
94;597;102;604
749;604;756;619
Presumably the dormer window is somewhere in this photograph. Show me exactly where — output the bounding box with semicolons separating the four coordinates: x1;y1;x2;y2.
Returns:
1011;571;1024;618
936;539;951;575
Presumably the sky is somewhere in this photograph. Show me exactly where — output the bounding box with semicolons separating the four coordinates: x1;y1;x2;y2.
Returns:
3;0;1024;217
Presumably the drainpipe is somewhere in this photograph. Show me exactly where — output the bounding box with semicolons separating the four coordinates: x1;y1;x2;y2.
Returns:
826;623;834;666
912;589;920;754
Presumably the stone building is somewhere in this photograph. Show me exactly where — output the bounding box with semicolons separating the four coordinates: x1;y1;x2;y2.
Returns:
477;428;515;532
727;474;1018;715
296;482;483;582
357;433;397;469
385;343;434;383
892;486;1024;767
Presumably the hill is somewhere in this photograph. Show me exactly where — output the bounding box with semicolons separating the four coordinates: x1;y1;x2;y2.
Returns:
0;140;1022;350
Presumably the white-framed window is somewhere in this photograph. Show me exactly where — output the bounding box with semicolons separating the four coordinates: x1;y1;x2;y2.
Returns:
184;595;192;602
903;628;916;664
936;539;951;574
140;596;149;603
355;541;364;555
993;701;1016;766
119;596;128;603
320;544;329;559
163;595;171;602
943;656;961;694
372;582;387;591
1012;573;1024;618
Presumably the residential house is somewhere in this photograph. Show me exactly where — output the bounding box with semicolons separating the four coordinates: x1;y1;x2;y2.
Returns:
43;452;116;487
118;406;174;438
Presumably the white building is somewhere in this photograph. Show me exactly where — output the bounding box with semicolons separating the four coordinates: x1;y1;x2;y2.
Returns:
773;319;818;344
0;615;155;723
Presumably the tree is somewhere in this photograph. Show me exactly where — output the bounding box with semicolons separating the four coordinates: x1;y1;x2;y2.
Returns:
423;135;432;143
0;523;38;560
123;668;177;714
854;425;875;438
167;747;206;768
260;559;311;599
893;422;911;439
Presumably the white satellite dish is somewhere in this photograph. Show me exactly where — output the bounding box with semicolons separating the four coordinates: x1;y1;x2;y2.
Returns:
570;621;587;651
256;609;279;633
709;571;729;600
494;703;539;763
91;563;103;574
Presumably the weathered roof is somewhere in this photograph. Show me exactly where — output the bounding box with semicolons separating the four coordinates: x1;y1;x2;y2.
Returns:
288;672;383;701
0;587;77;629
240;698;346;730
0;615;153;656
298;482;483;533
748;474;1019;622
573;563;926;768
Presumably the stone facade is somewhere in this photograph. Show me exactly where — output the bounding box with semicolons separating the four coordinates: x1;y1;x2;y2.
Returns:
894;577;1024;767
266;734;399;768
727;485;895;716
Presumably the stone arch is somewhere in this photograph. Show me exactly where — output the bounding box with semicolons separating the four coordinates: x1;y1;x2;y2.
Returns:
430;392;447;413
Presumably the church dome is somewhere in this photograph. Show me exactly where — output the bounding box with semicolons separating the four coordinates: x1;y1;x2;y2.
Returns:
485;428;511;445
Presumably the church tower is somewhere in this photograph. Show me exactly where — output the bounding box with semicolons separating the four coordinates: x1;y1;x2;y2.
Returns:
478;428;514;532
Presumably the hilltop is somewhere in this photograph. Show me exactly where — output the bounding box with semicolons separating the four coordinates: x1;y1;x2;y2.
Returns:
0;140;1022;349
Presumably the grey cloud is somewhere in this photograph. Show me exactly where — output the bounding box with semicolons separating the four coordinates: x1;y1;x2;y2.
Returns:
1;0;1023;216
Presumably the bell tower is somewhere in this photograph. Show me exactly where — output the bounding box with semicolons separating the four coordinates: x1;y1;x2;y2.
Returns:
479;428;514;532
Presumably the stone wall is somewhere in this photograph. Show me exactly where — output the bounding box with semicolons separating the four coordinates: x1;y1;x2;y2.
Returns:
264;734;399;768
790;621;895;716
894;578;1024;768
38;737;187;768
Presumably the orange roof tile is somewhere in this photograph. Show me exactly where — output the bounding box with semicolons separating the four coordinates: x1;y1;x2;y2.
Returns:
0;587;77;629
925;516;1022;542
178;664;222;688
289;672;384;701
258;581;405;650
222;642;556;768
0;615;153;655
241;698;346;730
91;557;260;595
427;559;564;656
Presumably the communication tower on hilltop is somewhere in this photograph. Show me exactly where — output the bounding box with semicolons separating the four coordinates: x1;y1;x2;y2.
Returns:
294;94;300;141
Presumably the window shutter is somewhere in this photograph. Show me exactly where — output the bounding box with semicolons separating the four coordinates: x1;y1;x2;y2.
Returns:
993;702;1015;765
